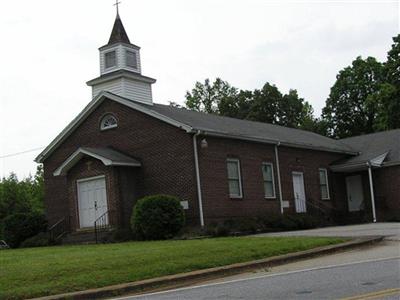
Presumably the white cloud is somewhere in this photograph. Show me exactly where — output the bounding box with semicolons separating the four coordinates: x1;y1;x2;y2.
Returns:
0;0;398;177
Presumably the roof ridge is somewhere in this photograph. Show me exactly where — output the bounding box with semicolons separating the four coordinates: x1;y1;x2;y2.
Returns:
340;128;400;141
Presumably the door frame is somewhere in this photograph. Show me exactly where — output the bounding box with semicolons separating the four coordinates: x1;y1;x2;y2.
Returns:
76;175;108;229
292;171;307;213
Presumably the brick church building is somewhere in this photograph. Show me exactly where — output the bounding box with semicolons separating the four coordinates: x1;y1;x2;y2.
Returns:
36;13;399;232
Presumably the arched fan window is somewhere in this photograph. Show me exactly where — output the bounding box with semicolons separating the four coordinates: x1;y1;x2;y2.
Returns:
100;114;118;131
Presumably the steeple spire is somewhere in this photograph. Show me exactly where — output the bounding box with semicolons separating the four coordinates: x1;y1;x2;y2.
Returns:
108;8;130;45
87;7;156;105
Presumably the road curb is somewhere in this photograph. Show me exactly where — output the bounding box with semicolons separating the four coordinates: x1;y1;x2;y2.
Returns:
32;236;383;300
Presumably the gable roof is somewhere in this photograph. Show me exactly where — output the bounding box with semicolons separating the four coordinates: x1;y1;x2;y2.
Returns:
35;91;357;163
331;129;400;170
148;103;356;155
53;147;141;176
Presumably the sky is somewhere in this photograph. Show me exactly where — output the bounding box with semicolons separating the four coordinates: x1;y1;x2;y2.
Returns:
0;0;398;178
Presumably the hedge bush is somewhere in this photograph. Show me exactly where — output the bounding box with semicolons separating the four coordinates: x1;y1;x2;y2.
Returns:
205;214;323;237
131;195;185;240
3;212;47;248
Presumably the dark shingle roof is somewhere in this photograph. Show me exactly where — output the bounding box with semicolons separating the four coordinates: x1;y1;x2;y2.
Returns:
147;104;356;154
108;14;130;45
81;147;140;165
337;129;400;165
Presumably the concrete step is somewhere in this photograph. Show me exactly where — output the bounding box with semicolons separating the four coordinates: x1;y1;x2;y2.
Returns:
62;229;113;245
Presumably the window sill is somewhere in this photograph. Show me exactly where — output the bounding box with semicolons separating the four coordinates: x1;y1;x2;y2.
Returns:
265;196;277;200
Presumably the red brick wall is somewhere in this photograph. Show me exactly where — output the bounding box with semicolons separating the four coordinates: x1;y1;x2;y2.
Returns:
373;165;400;220
197;136;347;224
43;98;199;227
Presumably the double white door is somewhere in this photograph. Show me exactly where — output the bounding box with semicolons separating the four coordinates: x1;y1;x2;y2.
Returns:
77;176;108;228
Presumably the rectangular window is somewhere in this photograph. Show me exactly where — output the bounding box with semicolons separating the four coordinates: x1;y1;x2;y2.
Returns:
262;163;276;198
105;51;116;69
319;168;330;200
227;159;242;198
126;50;138;69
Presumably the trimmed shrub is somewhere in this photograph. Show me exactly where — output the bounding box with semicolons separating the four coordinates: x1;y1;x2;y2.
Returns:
131;195;185;240
3;212;47;248
20;232;50;248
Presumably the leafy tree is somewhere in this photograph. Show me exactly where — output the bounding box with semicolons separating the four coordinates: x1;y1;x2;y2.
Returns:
185;78;238;114
322;56;384;138
218;90;253;119
0;166;44;238
246;83;282;124
373;34;400;131
185;80;318;132
278;89;314;128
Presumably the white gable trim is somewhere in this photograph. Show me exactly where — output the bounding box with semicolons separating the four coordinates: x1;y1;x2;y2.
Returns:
53;147;141;176
35;91;194;163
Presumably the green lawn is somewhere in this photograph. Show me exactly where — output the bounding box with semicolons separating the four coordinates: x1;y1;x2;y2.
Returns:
0;236;344;299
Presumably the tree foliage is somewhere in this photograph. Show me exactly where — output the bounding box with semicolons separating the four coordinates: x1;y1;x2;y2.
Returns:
0;165;44;239
185;78;238;114
322;34;400;138
185;79;315;129
322;56;384;138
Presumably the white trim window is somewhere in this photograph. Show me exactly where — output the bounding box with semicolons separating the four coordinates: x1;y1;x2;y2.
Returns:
105;50;117;69
227;158;243;198
126;50;138;69
100;114;118;131
262;162;276;198
319;168;330;200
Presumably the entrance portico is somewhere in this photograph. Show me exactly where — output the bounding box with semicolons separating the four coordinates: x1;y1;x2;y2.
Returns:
331;152;389;222
53;147;141;230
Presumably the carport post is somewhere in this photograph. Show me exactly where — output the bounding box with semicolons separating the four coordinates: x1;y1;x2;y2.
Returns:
367;163;377;223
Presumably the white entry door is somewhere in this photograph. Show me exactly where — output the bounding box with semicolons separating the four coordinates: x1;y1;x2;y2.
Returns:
77;176;108;228
346;175;364;212
292;172;307;213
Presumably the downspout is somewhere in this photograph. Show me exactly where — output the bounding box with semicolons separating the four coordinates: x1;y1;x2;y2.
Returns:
193;131;205;227
274;142;284;214
367;162;377;223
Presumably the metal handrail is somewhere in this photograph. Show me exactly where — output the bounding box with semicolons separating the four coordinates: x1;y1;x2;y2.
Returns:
94;210;112;243
48;216;71;242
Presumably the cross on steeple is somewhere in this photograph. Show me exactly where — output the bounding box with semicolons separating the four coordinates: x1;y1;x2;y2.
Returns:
113;0;121;15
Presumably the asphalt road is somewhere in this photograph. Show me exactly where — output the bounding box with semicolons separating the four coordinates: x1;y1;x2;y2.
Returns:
117;257;400;300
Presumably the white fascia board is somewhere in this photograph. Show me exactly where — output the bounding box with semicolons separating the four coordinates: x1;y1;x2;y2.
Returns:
36;91;193;163
382;161;400;167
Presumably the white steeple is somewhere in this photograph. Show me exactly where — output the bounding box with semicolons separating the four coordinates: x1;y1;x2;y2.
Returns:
87;12;156;105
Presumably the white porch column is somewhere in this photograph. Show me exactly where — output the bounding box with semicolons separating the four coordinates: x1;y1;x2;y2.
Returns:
367;164;377;223
193;132;205;227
